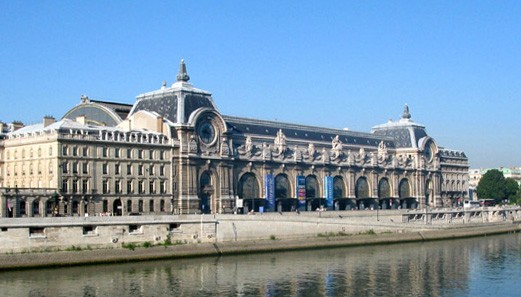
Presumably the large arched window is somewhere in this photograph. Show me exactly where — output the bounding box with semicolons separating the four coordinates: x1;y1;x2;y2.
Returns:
200;171;212;189
378;178;391;198
333;176;344;198
305;175;319;198
275;174;290;198
399;179;411;198
355;177;370;198
238;173;259;199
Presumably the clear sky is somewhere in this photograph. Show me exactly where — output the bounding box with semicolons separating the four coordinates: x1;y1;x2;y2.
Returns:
1;1;520;169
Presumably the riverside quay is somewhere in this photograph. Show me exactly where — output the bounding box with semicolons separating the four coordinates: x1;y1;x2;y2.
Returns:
0;60;468;218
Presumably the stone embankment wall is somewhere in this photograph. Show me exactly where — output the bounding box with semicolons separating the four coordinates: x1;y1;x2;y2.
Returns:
0;208;520;254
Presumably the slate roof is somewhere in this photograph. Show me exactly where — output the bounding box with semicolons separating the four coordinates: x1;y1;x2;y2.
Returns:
223;115;396;148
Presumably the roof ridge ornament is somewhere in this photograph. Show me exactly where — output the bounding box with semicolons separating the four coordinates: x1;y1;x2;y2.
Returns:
176;59;190;82
402;103;411;119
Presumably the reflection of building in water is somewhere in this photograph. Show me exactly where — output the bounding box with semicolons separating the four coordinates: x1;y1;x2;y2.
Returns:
0;60;468;217
9;235;521;296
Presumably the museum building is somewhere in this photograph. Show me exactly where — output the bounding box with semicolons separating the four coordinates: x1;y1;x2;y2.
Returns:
0;60;469;217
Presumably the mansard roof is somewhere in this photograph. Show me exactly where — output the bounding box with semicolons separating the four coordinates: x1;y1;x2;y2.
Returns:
371;104;429;149
223;115;396;149
128;60;216;125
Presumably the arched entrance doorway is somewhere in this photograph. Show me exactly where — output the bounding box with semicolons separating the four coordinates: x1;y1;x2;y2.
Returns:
200;171;212;214
113;199;122;216
238;173;262;212
355;176;371;209
306;175;322;211
399;178;416;209
275;174;294;212
378;178;392;209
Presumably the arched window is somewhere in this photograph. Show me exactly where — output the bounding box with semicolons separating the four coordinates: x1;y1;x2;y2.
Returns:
238;173;259;199
378;178;391;198
333;176;344;198
200;171;212;189
305;175;319;198
399;179;411;198
275;174;290;198
355;177;370;198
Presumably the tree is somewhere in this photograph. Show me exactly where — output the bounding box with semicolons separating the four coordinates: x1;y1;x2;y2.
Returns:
505;178;519;204
476;169;506;202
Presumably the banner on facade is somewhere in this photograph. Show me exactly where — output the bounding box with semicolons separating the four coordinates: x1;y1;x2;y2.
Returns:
324;176;334;208
264;174;275;210
296;176;306;206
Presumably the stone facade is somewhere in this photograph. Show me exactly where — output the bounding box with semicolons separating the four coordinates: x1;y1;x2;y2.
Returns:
0;60;469;217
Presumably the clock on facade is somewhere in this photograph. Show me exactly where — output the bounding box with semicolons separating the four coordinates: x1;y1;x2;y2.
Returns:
198;121;216;144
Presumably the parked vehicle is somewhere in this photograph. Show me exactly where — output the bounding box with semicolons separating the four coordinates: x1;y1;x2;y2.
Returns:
463;200;480;209
479;199;497;207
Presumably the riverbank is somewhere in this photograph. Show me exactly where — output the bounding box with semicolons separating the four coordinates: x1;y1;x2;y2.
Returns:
1;221;519;271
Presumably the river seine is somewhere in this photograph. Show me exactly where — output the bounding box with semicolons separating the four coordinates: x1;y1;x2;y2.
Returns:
1;233;520;297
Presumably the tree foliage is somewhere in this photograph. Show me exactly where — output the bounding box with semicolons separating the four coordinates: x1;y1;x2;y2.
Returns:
505;178;519;204
476;169;506;202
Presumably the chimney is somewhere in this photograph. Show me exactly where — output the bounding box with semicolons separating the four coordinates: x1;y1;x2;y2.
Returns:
9;121;25;131
76;115;86;125
156;116;163;133
43;116;55;127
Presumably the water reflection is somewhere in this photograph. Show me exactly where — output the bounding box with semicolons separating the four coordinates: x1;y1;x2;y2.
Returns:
1;233;520;297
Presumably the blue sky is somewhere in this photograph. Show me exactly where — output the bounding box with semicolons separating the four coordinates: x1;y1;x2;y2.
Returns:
1;1;520;168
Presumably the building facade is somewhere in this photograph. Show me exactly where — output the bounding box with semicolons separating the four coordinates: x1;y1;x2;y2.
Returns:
0;60;469;217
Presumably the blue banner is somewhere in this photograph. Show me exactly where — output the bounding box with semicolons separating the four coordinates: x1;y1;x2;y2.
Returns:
264;174;275;210
324;176;334;208
296;176;306;206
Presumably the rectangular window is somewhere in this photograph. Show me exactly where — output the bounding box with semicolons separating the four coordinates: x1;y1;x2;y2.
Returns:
72;180;78;193
82;147;88;157
102;164;108;175
72;162;78;174
62;162;68;174
82;179;88;193
62;179;68;193
138;200;144;213
149;149;154;160
160;181;166;194
129;224;142;234
127;164;132;175
82;163;88;174
102;147;108;157
115;180;121;194
159;150;164;160
115;164;120;175
160;165;165;176
102;200;108;212
127;180;133;194
149;165;154;175
149;200;154;212
160;200;166;212
138;149;143;159
115;148;120;158
127;149;132;158
138;165;143;176
73;147;78;156
82;226;97;236
29;227;45;238
102;180;109;194
62;146;68;156
149;181;155;194
138;181;144;194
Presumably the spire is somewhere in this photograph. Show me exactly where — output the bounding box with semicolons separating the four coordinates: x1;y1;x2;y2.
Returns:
176;59;190;82
402;103;411;120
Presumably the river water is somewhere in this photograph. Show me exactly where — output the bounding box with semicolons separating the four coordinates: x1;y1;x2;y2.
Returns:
1;233;520;297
